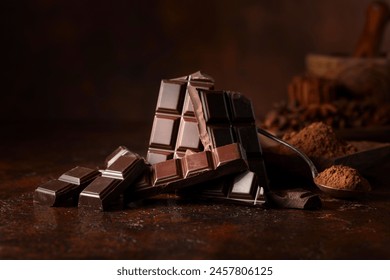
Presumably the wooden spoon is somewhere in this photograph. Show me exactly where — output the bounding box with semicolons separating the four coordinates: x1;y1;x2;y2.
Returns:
353;1;390;57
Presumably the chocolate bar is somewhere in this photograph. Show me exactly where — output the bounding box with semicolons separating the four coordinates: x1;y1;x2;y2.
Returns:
79;151;147;211
145;72;268;205
33;166;100;206
186;87;269;202
146;71;214;164
126;143;249;202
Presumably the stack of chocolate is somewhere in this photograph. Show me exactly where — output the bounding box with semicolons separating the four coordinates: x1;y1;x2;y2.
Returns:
34;71;270;211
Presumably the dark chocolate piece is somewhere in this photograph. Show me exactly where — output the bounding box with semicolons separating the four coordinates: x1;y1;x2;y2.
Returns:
79;152;147;211
146;72;268;205
146;71;214;164
126;143;248;202
102;154;143;180
177;171;265;206
187;87;269;202
266;189;322;210
33;166;100;206
104;146;130;167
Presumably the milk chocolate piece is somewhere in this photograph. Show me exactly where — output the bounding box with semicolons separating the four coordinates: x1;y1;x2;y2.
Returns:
126;143;248;202
79;152;147;211
146;72;214;164
33;166;100;206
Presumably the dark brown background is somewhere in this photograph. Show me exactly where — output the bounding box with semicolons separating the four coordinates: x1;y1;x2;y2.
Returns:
3;0;390;123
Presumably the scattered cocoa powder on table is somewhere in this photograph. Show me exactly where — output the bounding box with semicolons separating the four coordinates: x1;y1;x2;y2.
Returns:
315;165;371;191
282;122;357;159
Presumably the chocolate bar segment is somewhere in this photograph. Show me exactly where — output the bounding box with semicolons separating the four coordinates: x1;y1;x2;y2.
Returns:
178;171;264;205
104;146;130;167
153;159;182;185
102;154;143;180
146;72;214;164
79;152;147;211
78;177;122;210
126;143;248;202
182;150;214;177
33;166;100;206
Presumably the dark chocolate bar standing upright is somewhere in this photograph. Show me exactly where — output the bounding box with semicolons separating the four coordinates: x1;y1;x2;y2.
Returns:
146;71;214;164
187;87;269;203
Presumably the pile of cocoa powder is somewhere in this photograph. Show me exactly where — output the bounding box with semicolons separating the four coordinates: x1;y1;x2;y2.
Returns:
315;165;371;191
282;122;357;159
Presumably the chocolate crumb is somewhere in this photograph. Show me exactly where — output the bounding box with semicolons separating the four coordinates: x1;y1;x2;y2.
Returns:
282;122;357;159
315;165;371;191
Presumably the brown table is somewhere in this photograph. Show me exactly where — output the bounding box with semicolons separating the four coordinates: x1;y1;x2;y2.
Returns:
1;121;389;259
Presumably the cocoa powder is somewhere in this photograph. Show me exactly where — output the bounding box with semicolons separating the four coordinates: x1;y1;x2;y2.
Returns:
315;165;371;191
282;122;357;159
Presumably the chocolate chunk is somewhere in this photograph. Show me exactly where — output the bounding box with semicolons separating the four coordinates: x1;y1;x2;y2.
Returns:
104;146;130;167
79;152;147;211
187;87;269;203
146;72;214;164
102;154;144;180
178;171;265;205
33;166;100;206
78;177;123;210
266;189;322;210
125;143;248;202
153;158;183;185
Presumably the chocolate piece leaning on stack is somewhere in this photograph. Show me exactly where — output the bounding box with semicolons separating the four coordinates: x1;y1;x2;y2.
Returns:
184;87;269;205
125;143;249;202
146;71;214;164
79;149;148;211
33;166;100;206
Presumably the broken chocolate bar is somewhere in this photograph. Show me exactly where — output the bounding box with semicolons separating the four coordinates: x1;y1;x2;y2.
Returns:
126;143;249;202
146;71;214;164
33;166;100;206
145;72;268;205
79;151;147;211
187;87;269;202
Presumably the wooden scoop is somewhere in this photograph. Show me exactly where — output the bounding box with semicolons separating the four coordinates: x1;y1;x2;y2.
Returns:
353;1;390;57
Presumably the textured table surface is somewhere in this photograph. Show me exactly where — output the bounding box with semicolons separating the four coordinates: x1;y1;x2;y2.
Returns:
1;121;389;259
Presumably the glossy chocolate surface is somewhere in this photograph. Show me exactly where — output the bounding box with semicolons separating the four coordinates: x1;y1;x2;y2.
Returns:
126;143;248;202
188;89;269;202
146;72;214;164
79;151;147;211
104;146;130;167
33;166;100;206
178;171;264;205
